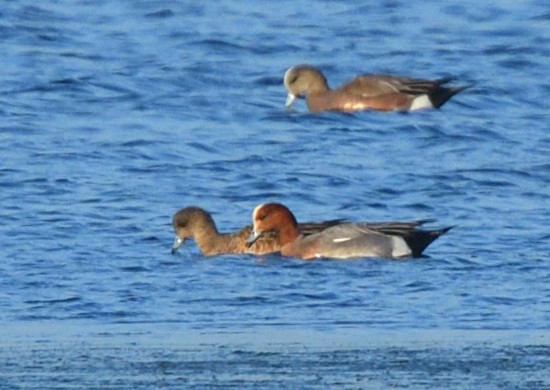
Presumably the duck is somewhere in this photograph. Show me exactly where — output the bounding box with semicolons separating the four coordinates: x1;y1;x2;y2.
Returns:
284;64;468;112
171;206;344;256
246;203;452;259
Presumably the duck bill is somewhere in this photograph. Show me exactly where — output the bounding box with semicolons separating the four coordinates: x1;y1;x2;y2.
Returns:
245;229;263;248
171;236;185;254
285;93;296;109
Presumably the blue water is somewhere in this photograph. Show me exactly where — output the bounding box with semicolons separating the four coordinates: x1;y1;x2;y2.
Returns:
1;1;550;388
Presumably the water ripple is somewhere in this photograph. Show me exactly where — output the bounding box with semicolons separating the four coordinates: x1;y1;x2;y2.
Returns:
1;0;550;386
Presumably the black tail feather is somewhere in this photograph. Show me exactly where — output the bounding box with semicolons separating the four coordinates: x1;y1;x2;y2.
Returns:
404;226;454;258
430;83;472;108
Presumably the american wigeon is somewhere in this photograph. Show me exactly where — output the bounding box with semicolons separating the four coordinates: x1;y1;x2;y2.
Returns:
284;64;468;112
246;203;452;260
171;206;344;256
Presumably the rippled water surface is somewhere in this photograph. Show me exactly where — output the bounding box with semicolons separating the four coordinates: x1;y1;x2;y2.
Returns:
1;1;550;388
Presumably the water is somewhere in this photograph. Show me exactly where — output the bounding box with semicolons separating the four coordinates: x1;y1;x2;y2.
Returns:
1;1;549;388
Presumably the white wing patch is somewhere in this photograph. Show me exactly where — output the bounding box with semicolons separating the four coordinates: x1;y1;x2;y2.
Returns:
332;237;353;243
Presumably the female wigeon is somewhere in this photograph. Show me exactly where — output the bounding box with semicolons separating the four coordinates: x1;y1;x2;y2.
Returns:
284;64;468;112
171;206;344;256
246;203;452;260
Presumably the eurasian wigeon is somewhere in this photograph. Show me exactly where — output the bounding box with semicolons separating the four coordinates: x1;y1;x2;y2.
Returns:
284;64;468;112
246;203;452;260
171;206;344;256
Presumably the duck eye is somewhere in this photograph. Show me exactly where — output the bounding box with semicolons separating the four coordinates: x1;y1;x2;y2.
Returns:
258;213;266;221
177;217;189;228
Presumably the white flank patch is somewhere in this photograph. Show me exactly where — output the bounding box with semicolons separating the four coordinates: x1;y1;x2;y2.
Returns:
342;102;370;111
391;236;412;258
332;237;352;243
409;94;433;111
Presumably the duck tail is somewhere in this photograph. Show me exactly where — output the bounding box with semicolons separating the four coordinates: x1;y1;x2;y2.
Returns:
430;85;471;108
429;81;473;109
405;226;454;258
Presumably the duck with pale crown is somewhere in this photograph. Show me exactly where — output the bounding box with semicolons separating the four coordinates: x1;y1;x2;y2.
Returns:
171;206;344;256
247;203;452;260
284;64;468;113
